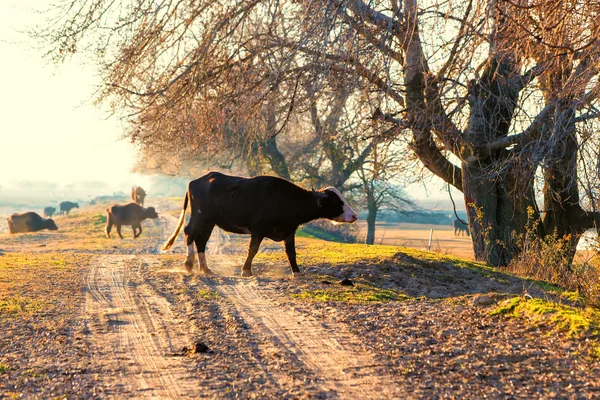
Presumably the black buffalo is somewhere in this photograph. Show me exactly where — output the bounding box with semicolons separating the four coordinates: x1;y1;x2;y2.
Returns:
106;203;159;239
43;206;56;218
60;201;79;215
162;172;358;276
453;219;470;236
7;212;58;234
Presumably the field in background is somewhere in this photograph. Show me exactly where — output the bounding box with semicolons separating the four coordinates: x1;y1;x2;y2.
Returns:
2;197;596;264
356;222;475;259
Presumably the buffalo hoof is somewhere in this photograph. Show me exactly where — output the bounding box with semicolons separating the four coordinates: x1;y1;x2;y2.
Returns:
184;262;194;273
201;268;215;276
292;271;303;278
241;269;253;277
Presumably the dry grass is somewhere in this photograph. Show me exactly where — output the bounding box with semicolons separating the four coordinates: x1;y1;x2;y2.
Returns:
506;231;600;308
0;204;165;254
0;252;90;318
354;222;475;259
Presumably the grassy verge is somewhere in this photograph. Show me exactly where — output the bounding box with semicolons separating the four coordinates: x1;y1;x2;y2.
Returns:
0;206;163;253
491;297;600;339
0;252;89;318
255;239;401;266
292;274;411;303
268;239;600;348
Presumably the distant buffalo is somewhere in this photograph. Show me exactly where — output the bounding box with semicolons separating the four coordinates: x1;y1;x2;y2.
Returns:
7;212;58;234
106;203;158;239
43;206;56;218
131;186;147;207
453;219;470;236
60;201;79;216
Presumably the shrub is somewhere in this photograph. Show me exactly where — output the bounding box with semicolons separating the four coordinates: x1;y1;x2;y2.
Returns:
506;208;600;307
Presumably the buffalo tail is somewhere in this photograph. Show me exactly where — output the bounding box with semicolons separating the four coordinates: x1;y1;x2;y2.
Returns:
162;192;189;250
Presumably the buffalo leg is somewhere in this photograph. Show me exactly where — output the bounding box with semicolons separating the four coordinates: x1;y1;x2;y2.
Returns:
183;219;203;272
242;234;263;277
116;224;123;239
7;220;15;234
106;215;113;238
183;224;196;272
133;224;142;238
194;224;215;275
283;233;300;275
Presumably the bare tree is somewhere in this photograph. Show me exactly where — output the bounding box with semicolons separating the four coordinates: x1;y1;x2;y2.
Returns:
354;136;414;245
38;0;600;266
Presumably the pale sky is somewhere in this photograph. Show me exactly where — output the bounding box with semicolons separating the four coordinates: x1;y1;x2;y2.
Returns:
0;0;150;191
0;0;461;208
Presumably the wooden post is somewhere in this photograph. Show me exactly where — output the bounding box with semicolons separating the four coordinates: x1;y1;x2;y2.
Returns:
428;229;433;251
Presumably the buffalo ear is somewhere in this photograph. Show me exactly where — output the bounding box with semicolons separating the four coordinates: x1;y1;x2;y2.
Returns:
314;190;328;207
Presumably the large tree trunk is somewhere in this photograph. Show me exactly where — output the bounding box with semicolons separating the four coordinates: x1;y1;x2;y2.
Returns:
461;52;535;266
541;105;593;265
462;161;538;266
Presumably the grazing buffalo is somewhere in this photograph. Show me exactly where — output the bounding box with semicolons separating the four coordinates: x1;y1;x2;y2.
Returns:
7;212;58;234
453;219;470;236
106;203;159;239
60;201;79;215
162;172;358;276
43;206;56;218
131;186;147;207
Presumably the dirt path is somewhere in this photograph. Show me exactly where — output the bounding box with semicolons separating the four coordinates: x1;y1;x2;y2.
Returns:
203;260;399;399
85;254;199;398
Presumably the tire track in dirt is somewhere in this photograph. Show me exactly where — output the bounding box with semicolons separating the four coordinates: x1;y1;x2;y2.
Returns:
160;205;398;397
85;254;199;398
203;260;399;399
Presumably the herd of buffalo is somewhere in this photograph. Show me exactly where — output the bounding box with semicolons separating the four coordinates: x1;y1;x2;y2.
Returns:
4;173;359;276
4;173;472;275
6;186;151;237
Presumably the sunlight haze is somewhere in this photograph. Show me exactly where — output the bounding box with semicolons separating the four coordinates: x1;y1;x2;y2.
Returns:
0;0;149;191
0;0;458;208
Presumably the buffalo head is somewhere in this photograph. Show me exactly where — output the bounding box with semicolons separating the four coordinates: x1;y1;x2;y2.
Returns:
46;219;59;231
144;207;159;219
316;187;358;224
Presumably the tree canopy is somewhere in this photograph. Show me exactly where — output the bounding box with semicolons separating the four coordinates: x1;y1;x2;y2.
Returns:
38;0;600;265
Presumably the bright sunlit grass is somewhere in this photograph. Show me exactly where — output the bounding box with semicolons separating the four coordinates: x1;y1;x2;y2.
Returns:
0;252;89;318
491;297;600;338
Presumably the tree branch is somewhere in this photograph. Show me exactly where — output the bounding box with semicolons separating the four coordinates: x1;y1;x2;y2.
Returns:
336;0;407;40
340;9;404;65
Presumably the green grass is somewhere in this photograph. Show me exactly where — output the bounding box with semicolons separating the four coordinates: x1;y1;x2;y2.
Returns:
0;296;49;316
197;289;220;300
491;297;600;338
293;277;411;303
297;225;341;242
0;363;10;373
0;253;88;318
256;240;402;266
90;214;107;227
293;287;410;303
296;229;318;239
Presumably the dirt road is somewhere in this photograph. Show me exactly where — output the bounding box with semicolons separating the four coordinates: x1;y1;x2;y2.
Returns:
85;255;200;398
204;265;398;398
80;215;399;398
2;203;599;398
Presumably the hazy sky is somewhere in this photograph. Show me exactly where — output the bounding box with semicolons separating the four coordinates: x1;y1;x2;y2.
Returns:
0;1;461;207
0;0;149;190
